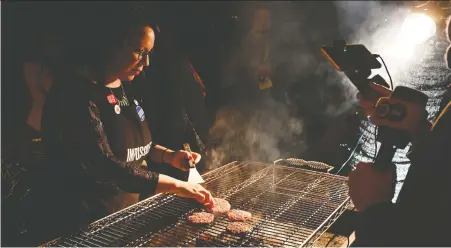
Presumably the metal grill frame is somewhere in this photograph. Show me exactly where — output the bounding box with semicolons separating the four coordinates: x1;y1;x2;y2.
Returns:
42;161;350;247
273;158;349;246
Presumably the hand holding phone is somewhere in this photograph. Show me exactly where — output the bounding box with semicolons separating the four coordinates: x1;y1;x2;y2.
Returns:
357;83;392;116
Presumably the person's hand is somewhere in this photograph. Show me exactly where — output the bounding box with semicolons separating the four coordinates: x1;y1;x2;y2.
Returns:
370;97;429;133
174;181;214;206
348;162;394;212
357;83;430;135
356;83;392;116
167;150;201;172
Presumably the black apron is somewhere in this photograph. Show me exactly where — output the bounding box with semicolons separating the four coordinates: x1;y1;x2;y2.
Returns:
91;82;153;213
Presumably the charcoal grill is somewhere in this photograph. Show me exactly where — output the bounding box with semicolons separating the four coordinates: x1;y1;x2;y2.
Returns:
42;161;350;247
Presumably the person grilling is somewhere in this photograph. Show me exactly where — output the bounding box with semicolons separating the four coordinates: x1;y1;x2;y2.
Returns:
33;3;213;245
348;15;451;247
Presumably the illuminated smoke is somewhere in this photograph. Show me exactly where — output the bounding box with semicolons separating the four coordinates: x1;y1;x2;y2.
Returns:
205;2;349;169
335;1;436;87
206;1;438;170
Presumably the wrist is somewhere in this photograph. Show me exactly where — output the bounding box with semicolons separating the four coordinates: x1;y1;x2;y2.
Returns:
172;179;185;193
162;149;175;164
156;174;184;194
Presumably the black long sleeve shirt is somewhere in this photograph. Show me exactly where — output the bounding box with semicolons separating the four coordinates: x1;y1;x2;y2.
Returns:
40;72;159;232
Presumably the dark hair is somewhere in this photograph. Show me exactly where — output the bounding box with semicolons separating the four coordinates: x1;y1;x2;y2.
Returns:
64;3;157;68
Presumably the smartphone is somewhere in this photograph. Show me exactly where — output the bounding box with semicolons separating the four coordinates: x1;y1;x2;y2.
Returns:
321;43;382;71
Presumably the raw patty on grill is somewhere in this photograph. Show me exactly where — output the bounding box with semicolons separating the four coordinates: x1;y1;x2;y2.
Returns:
226;222;253;234
187;212;215;224
207;198;231;214
227;209;252;221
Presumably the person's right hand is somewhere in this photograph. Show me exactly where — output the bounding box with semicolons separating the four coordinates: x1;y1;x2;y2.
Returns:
357;83;431;135
356;83;392;116
174;181;214;206
348;162;394;212
371;97;430;133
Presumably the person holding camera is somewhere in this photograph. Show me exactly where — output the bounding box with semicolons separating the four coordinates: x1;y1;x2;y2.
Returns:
348;18;451;246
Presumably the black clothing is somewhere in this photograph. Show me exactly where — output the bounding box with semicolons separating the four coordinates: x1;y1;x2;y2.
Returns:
354;98;451;246
35;72;159;243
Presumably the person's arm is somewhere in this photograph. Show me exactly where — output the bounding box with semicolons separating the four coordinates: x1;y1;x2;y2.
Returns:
53;88;213;204
349;164;426;246
351;103;451;246
354;175;449;247
147;145;201;172
64;99;161;194
23;62;50;131
23;62;48;106
62;98;186;195
148;145;175;164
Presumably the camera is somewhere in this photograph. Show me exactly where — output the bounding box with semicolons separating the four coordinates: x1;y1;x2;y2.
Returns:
321;40;392;103
321;40;429;170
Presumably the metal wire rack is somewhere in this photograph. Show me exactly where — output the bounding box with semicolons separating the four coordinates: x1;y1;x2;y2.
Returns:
274;158;334;173
43;161;350;247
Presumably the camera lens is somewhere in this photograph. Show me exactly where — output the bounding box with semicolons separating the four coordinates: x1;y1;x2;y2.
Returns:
375;103;391;118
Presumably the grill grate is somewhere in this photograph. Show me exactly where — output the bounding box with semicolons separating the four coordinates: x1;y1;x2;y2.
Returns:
274;158;335;173
43;161;350;247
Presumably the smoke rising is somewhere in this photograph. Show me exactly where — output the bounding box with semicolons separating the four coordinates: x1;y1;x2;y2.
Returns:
335;1;434;86
205;2;358;169
204;1;437;171
206;99;308;170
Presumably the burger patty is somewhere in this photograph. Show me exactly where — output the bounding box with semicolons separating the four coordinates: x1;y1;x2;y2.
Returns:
226;222;253;234
227;209;252;221
207;198;231;214
187;212;215;224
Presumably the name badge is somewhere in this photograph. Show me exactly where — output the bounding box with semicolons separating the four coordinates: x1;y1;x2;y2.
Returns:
114;104;121;114
136;106;145;121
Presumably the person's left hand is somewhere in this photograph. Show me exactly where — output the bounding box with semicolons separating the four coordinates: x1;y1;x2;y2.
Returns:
348;162;394;212
168;150;202;172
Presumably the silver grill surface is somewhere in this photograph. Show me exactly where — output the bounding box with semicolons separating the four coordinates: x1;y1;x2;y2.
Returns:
274;158;335;173
43;161;350;247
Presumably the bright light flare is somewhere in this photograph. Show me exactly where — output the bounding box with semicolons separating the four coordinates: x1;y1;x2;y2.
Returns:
383;13;437;63
398;13;436;45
